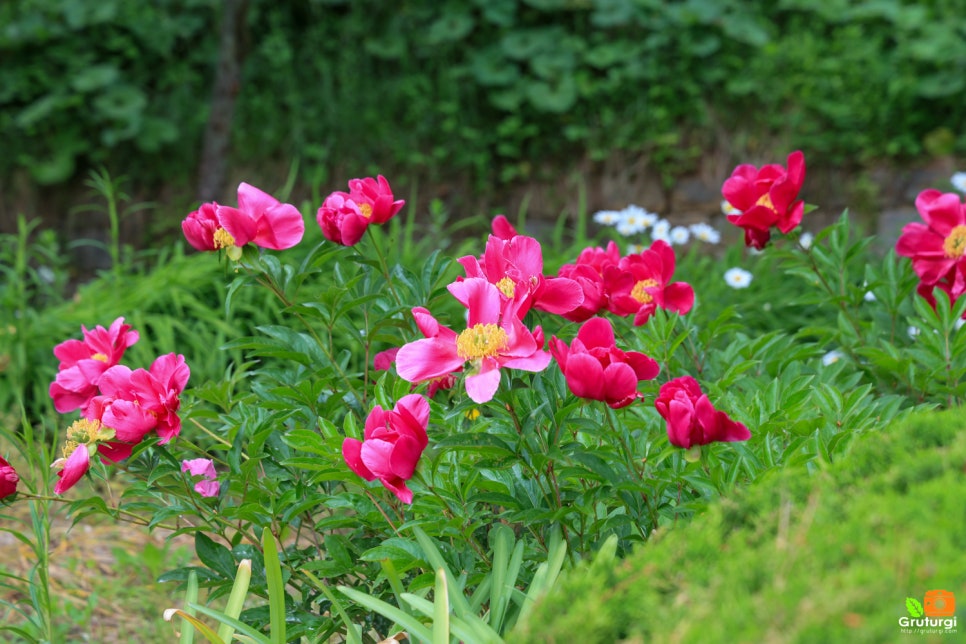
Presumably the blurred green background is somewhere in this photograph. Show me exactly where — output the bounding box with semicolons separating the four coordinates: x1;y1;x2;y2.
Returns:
2;0;965;253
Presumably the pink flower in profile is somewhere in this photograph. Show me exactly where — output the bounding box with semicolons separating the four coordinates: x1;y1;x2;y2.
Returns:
52;417;114;494
395;278;551;403
342;394;430;504
654;376;751;449
182;458;220;498
49;317;139;414
458;235;584;317
555;241;623;322
549;317;659;409
182;183;304;257
347;175;405;224
604;241;694;325
896;190;966;287
722;150;806;249
317;175;405;246
0;456;18;500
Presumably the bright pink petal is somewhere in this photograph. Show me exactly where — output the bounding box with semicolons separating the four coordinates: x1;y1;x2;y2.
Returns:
465;368;502;403
563;353;605;400
602;362;640;408
342;437;376;481
396;338;463;383
54;446;90;495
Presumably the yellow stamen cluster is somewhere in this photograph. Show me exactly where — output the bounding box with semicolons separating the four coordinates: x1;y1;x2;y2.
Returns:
360;203;373;219
456;324;509;360
67;418;102;443
631;278;659;304
91;352;109;363
755;193;775;211
943;225;966;259
496;277;516;298
213;227;236;249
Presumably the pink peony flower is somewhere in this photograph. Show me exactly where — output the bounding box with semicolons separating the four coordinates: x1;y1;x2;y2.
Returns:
604;241;694;325
0;455;18;500
317;175;405;246
549;317;659;409
373;346;455;398
53;442;91;495
556;263;607;322
96;353;190;445
49;317;139;414
654;376;751;449
182;458;220;498
896;190;966;287
342;394;430;504
347;175;406;224
316;191;370;246
395;278;551;403
182;183;304;257
51;417;114;494
721;151;806;249
458;235;584;317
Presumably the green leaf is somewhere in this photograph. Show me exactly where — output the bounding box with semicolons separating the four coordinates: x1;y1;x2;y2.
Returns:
195;533;236;579
906;597;924;617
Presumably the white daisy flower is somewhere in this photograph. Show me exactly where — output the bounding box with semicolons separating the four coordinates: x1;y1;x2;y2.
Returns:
689;223;721;244
724;267;753;289
721;199;742;216
669;226;690;245
822;350;844;366
799;232;814;250
951;172;966;194
651;219;671;243
908;325;920;339
615;205;657;236
593;210;622;226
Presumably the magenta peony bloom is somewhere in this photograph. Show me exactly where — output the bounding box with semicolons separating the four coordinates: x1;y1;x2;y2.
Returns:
604;241;694;325
96;353;190;445
49;317;139;414
183;183;304;256
342;394;430;504
896;190;966;287
316;191;371;246
182;458;220;498
395;278;551;403
53;443;91;495
317;175;405;246
654;376;751;449
51;417;113;494
458;234;584;317
549;317;659;409
721;150;806;249
347;175;405;224
0;455;18;499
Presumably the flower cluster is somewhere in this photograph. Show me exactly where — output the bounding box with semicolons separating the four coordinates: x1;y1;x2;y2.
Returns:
592;204;722;248
896;188;966;312
48;318;189;494
175;173;751;505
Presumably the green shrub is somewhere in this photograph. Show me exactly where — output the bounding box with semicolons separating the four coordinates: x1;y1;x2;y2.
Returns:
513;406;966;643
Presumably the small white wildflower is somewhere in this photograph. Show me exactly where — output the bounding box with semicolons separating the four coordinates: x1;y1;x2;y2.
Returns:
721;199;742;216
822;350;844;366
951;172;966;194
689;222;721;244
593;210;622;226
651;219;671;243
864;290;876;302
799;232;814;250
724;267;753;289
908;325;920;339
615;205;657;236
669;226;690;245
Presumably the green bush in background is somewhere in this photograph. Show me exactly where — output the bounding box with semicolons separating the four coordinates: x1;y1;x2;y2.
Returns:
512;405;965;643
3;0;964;194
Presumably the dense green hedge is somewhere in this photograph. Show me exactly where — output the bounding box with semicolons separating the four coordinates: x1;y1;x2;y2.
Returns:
512;405;966;643
3;0;965;190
